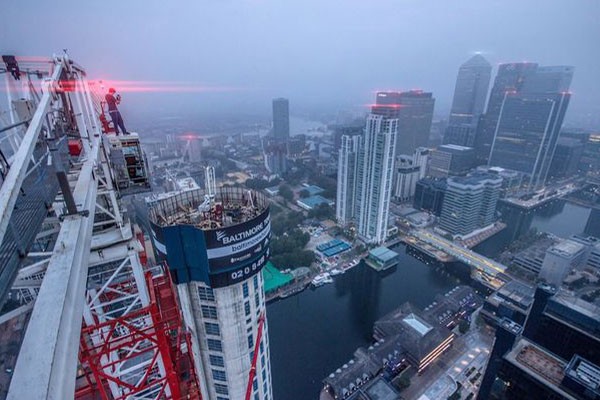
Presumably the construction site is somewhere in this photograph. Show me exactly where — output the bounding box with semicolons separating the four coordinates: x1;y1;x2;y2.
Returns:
0;55;272;400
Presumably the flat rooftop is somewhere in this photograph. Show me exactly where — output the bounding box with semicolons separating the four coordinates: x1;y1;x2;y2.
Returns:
301;184;325;196
369;247;399;262
439;144;473;152
403;314;432;336
488;280;535;310
565;355;600;394
549;291;600;327
297;195;333;210
354;377;400;400
548;239;585;258
507;339;566;387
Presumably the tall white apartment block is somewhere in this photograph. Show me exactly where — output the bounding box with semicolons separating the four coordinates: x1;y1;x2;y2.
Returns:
356;114;398;244
336;135;362;225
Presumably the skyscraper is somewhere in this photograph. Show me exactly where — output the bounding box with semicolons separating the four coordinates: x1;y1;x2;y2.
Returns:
488;91;571;189
474;62;538;163
444;54;491;147
336;134;361;225
448;54;492;126
264;98;290;175
474;63;573;165
439;173;502;236
272;98;290;140
148;187;273;400
373;91;434;155
356;112;398;244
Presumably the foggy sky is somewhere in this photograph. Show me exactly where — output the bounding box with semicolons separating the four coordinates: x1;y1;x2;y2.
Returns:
2;0;599;125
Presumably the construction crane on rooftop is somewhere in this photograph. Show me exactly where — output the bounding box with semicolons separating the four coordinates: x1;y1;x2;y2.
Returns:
0;54;201;400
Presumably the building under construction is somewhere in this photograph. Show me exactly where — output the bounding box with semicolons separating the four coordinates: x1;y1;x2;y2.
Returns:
0;54;272;400
147;174;273;400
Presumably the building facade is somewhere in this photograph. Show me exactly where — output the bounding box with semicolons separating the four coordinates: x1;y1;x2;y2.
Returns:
336;135;362;225
439;173;502;236
272;98;289;141
579;133;600;175
548;137;584;180
488;91;571;189
474;62;539;164
372;91;434;155
540;239;586;286
444;54;492;147
413;147;430;179
356;113;398;244
585;208;600;238
394;154;420;202
478;285;600;400
263;137;288;176
428;144;476;178
413;178;447;216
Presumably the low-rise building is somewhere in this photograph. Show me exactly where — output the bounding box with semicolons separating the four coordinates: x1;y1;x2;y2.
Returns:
366;247;400;271
297;195;335;210
481;280;535;326
512;235;558;275
428;144;475;178
540;239;586;285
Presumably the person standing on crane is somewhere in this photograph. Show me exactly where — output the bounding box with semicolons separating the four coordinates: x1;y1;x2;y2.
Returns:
105;88;128;135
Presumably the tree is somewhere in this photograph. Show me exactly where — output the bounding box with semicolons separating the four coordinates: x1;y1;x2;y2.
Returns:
299;189;310;198
279;183;294;202
308;203;334;220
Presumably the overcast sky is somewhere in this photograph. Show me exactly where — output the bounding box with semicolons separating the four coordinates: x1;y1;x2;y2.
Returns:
2;0;599;124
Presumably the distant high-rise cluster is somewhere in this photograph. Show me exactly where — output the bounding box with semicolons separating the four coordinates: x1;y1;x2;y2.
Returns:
475;64;573;184
442;58;575;192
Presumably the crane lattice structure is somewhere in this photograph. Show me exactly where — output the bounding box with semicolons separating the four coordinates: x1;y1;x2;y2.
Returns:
0;55;200;399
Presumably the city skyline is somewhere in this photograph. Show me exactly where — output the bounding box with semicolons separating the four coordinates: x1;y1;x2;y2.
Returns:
1;2;600;400
2;1;599;126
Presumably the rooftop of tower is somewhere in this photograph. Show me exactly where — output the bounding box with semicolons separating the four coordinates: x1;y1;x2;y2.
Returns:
147;186;268;231
462;53;491;68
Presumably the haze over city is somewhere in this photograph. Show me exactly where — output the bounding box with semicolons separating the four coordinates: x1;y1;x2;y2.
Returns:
2;1;600;400
3;0;600;125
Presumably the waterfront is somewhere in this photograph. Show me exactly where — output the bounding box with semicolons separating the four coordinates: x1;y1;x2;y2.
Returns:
267;200;593;399
267;245;461;399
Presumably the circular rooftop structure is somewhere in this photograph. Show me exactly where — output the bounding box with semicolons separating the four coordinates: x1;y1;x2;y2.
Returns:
148;187;271;288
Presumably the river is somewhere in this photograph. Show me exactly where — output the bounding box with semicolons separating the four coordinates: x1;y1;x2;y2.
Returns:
266;200;592;399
